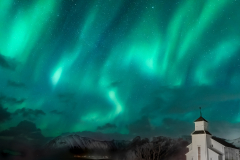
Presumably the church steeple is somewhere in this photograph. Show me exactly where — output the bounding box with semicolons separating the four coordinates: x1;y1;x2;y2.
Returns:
194;107;208;122
200;107;202;117
192;108;211;134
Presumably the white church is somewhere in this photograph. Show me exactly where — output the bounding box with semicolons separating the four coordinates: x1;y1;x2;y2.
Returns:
186;110;240;160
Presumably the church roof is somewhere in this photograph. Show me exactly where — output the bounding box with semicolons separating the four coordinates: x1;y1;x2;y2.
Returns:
192;130;211;135
194;116;208;122
212;136;239;149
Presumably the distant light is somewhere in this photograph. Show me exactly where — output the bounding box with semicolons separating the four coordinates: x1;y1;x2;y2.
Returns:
52;67;62;86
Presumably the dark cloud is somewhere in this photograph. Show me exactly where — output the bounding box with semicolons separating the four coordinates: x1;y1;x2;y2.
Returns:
154;118;193;137
0;54;16;70
141;86;240;116
0;94;25;105
7;80;26;88
97;123;117;130
57;93;77;108
128;116;153;135
154;118;240;139
127;116;194;138
0;121;48;160
50;110;63;115
0;104;11;123
206;121;240;139
0;120;44;139
57;93;75;102
108;81;122;88
14;108;45;119
140;97;165;118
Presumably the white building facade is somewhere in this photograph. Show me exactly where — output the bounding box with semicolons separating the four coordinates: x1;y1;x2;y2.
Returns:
186;116;240;160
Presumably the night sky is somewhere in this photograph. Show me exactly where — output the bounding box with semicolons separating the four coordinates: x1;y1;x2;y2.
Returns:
0;0;240;140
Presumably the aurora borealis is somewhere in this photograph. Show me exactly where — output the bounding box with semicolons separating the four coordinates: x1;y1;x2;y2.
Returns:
1;0;240;140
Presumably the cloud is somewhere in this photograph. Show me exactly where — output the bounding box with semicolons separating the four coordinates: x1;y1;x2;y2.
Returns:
0;104;11;123
126;116;194;138
0;121;48;160
7;80;26;88
0;94;25;105
57;93;77;108
128;116;153;135
97;123;117;130
50;110;63;115
14;108;45;119
154;118;193;137
205;121;240;140
108;81;122;88
0;54;16;70
141;86;240;116
140;97;165;118
0;120;44;139
57;93;75;102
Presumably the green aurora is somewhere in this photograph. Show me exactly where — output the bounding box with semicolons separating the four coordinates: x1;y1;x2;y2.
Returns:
0;0;240;140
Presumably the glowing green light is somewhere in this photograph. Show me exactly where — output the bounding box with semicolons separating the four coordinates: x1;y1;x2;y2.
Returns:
108;90;123;114
52;67;62;86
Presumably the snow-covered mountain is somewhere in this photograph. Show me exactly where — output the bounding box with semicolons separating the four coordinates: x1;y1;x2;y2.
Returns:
227;137;240;148
44;134;130;151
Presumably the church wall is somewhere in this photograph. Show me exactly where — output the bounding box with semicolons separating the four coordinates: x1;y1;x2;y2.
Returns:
192;134;209;160
208;148;220;160
224;147;239;160
210;139;224;155
186;151;193;160
206;135;212;148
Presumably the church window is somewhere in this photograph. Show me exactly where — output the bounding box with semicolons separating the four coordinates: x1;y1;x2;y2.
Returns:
198;147;201;160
